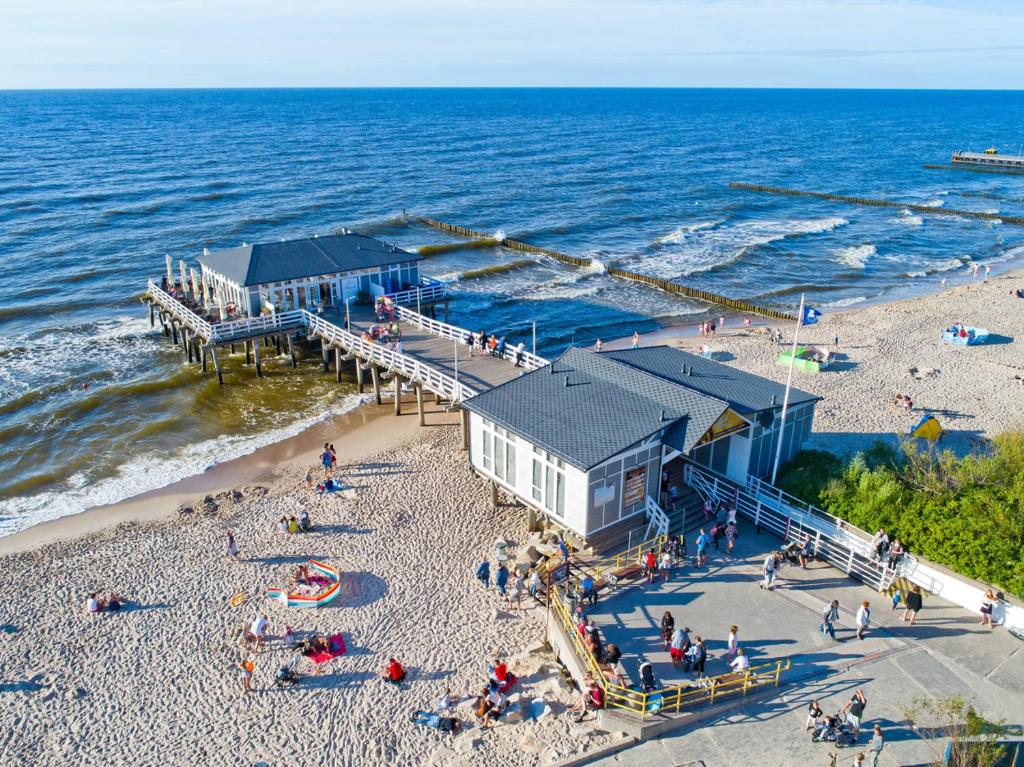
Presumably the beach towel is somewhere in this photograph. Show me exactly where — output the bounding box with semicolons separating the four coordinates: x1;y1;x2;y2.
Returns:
308;633;347;664
229;592;247;607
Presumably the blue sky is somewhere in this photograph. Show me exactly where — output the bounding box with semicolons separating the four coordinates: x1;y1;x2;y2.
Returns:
3;0;1024;89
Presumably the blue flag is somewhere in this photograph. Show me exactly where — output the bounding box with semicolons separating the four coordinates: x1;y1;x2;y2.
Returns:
802;306;822;326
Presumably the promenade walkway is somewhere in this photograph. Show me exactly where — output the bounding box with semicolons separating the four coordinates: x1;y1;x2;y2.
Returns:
578;531;1024;766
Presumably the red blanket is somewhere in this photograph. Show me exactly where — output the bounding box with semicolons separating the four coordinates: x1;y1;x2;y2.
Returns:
308;633;346;664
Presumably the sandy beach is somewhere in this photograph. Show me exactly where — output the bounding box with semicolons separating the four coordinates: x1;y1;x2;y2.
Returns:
2;269;1024;765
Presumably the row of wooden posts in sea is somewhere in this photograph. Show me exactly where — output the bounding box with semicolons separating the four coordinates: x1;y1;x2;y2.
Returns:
412;216;798;322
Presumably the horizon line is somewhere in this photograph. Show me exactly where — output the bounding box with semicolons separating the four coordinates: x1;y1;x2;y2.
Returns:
2;85;1024;93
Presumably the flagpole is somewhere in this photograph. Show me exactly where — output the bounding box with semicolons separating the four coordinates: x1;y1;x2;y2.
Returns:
771;293;805;485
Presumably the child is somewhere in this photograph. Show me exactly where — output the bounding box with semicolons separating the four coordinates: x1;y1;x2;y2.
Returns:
890;589;902;611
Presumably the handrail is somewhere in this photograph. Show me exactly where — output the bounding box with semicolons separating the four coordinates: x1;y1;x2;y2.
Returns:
386;276;448;307
393;305;549;371
302;310;477;403
548;583;789;720
209;310;306;343
682;462;905;591
146;278;214;339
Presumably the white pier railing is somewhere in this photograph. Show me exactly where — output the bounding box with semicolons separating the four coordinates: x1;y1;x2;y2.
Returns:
394;305;549;371
146;279;215;339
387;276;448;306
209;310;306;343
303;310;477;402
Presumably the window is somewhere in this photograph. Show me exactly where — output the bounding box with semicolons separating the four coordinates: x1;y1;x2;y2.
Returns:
532;450;566;517
480;420;516;483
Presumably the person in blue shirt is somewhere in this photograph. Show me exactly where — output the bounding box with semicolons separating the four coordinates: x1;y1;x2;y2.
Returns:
695;528;710;567
495;563;509;598
475;560;490;589
581;574;597;606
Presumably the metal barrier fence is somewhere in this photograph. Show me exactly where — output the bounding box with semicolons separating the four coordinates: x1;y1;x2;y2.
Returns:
548;583;789;720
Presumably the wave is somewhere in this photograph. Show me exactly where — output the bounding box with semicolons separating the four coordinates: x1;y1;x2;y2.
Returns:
656;220;725;244
894;209;924;226
904;257;968;278
0;393;371;536
833;244;877;270
822;295;868;309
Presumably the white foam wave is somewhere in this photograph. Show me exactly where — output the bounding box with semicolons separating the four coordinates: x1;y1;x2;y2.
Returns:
657;220;724;243
833;244;877;270
493;229;507;243
0;393;371;536
823;296;867;309
924;199;945;208
894;209;924;226
585;259;607;275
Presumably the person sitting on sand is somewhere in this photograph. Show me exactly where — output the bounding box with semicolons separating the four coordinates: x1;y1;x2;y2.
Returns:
299;510;311;532
568;680;605;722
474;686;494;726
437;688;458;715
301;634;329;656
85;592;107;614
287;516;300;534
107;593;123;612
382;658;406;684
276;516;289;535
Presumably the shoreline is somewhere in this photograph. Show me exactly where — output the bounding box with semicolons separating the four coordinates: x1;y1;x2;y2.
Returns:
4;264;1023;554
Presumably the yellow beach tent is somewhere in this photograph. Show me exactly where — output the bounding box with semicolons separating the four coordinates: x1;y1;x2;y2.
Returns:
910;415;943;441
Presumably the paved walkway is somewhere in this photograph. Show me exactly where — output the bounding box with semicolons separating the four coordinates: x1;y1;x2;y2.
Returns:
583;528;1024;766
343;306;528;393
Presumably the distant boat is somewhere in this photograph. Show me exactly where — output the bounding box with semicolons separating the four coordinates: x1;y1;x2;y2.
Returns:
950;147;1024;173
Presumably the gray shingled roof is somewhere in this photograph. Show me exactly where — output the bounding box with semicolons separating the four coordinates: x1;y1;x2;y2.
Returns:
197;231;419;287
602;346;820;416
463;347;728;471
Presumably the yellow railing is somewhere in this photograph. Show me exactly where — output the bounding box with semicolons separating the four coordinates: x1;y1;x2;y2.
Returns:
549;585;791;720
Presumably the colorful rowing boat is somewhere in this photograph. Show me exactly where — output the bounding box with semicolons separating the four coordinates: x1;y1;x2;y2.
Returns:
266;560;341;608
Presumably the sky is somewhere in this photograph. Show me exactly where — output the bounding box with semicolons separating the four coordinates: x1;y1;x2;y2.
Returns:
2;0;1024;89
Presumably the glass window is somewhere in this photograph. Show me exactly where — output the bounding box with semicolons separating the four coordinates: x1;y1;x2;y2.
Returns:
545;466;554;510
495;439;505;481
555;471;565;517
483;431;492;471
532;460;542;502
506;440;516;483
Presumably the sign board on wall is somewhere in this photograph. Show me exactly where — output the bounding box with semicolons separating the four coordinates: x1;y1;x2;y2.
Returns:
594;484;616;506
623;466;647;507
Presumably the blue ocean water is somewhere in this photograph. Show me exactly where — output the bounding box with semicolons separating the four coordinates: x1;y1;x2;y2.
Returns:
1;88;1023;532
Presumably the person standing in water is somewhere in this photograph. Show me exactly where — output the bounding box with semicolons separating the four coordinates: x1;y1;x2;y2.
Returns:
631;331;640;349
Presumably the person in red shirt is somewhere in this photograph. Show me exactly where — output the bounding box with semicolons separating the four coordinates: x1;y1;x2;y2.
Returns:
645;550;657;583
381;658;406;684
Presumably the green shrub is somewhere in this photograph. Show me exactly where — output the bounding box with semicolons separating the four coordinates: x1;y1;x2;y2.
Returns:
777;433;1024;598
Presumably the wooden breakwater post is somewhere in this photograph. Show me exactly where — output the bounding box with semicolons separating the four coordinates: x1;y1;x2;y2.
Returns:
414;216;795;322
416;238;502;257
728;182;1024;227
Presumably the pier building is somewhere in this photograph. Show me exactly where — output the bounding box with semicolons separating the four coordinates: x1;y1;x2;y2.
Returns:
462;346;819;540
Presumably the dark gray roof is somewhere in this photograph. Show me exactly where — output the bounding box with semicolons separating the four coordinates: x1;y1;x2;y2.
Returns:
602;346;820;416
463;347;728;471
197;230;419;287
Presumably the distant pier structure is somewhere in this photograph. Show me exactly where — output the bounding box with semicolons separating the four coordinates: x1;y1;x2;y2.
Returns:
143;228;546;432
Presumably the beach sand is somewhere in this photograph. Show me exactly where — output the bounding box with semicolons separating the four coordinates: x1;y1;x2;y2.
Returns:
2;270;1024;765
0;415;616;766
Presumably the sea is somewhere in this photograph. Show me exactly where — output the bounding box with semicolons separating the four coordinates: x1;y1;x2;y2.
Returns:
2;88;1023;535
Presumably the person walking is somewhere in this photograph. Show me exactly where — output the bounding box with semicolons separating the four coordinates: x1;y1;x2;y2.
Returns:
495;562;509;599
855;601;871;640
659;549;672;582
669;626;690;669
690;636;707;680
239;657;255;694
726;625;739;660
725;521;737;555
660;611;675;650
866;724;884;767
580;573;597;606
695;529;710;568
799;534;813;569
760;551;778;590
508;573;525;612
475;559;490;589
821;599;840;641
840;689;868;740
595;338;603;352
644;549;657;583
805;698;823;730
514;341;525;367
249;614;269;653
979;589;998;628
528;568;541;601
901;586;923;625
225;530;240;563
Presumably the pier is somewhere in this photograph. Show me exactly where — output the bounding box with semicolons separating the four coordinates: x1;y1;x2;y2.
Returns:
143;272;547;439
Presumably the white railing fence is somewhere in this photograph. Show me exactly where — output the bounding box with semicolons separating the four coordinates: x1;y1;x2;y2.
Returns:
644;495;671;540
303;311;477;402
394;305;549;371
683;461;1024;630
146;279;214;339
387;276;448;307
209;310;306;343
683;462;895;591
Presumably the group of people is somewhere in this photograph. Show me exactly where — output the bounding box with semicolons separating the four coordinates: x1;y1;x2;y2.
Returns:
659;614;749;680
697;319;720;338
471;657;519;727
319;443;338;478
275;511;312;535
820;598;873;641
807;690;883;760
473;558;540;613
870;528;906;572
892;393;914;412
464;330;527;367
84;591;125;615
